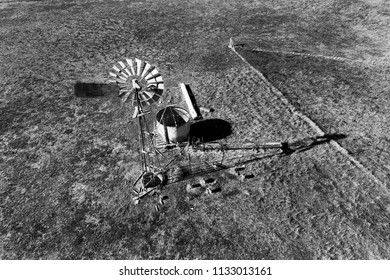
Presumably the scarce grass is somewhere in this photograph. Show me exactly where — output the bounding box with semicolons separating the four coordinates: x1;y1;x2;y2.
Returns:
236;0;390;184
1;0;390;259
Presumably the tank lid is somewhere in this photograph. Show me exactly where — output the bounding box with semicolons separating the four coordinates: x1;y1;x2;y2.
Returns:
156;106;189;127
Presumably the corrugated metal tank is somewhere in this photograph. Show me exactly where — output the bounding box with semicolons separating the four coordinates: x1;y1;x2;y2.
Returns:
156;106;190;143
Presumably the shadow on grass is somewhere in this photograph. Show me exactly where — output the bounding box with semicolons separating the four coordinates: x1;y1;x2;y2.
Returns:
168;133;347;184
237;48;372;109
190;118;232;143
231;134;347;167
74;82;119;98
286;133;347;154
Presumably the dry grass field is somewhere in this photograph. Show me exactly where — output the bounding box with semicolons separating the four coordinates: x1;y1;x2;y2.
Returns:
1;0;389;259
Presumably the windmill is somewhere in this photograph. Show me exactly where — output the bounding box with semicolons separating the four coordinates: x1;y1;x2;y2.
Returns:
106;57;317;209
108;58;167;203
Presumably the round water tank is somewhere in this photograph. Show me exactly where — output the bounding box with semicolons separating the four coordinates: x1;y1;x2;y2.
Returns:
156;106;190;143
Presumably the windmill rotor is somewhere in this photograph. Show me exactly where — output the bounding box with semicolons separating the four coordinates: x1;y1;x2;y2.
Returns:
108;58;164;107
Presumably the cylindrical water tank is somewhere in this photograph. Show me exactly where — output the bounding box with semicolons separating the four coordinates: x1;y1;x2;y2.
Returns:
156;106;190;143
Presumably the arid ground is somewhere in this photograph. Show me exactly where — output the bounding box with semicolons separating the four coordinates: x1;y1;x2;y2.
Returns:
1;0;390;259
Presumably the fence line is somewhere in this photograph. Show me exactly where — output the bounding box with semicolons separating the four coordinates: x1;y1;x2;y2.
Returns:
228;38;388;192
252;47;348;61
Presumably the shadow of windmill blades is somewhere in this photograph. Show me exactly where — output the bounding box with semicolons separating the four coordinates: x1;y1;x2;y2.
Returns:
190;118;232;143
74;82;119;98
287;133;347;154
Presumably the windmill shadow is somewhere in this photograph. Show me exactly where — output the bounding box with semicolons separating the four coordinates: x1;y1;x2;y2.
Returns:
190;118;232;143
74;82;119;98
166;133;347;184
284;133;347;154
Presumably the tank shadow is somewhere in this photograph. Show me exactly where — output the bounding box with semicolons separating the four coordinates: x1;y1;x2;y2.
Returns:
190;118;232;143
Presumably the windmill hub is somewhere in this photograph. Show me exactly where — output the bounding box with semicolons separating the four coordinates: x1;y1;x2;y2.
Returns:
132;79;142;90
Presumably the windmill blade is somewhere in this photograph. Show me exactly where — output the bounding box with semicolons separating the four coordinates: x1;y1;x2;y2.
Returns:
141;62;153;78
115;61;128;72
112;65;120;73
138;91;150;103
121;90;132;103
126;58;136;75
111;61;133;82
123;68;132;77
119;71;130;79
109;72;117;77
118;87;129;97
118;61;126;69
145;69;160;80
154;76;163;83
109;71;128;84
142;89;155;99
135;58;143;76
118;83;128;89
109;78;128;85
153;89;163;100
147;81;164;90
147;76;164;85
117;75;128;82
139;88;163;106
